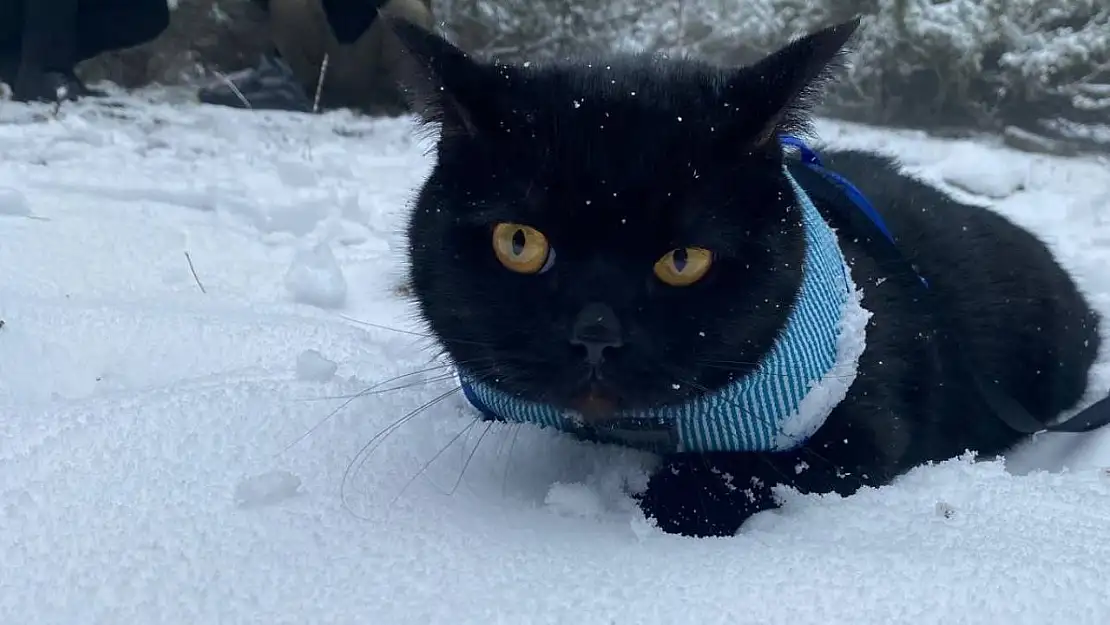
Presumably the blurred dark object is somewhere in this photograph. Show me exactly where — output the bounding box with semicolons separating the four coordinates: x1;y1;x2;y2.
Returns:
195;0;432;115
196;52;313;111
92;0;432;116
0;0;169;102
321;0;391;44
78;0;274;88
266;0;432;115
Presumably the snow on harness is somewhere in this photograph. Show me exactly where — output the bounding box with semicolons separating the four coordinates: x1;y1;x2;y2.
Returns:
458;136;1110;454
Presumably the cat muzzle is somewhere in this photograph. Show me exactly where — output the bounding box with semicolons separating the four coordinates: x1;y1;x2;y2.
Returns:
569;302;623;366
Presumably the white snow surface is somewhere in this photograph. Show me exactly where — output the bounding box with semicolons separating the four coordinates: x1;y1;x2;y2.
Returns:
3;94;1110;625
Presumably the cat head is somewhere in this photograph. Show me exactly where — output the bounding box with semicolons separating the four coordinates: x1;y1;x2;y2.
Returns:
394;18;860;421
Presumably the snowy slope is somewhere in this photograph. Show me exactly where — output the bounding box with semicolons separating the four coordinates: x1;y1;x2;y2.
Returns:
2;93;1110;625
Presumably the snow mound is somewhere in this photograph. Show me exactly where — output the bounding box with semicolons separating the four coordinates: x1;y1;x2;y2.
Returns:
0;186;30;216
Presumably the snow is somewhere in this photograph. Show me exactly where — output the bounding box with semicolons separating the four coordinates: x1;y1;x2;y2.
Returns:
0;186;30;216
284;242;348;309
932;143;1030;198
2;92;1110;625
295;349;340;382
234;469;304;509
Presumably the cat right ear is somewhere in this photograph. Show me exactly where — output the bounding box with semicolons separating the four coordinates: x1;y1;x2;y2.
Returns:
723;18;861;151
382;17;487;138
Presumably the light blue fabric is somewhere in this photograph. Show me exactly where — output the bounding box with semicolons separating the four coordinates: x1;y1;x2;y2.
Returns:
458;166;855;453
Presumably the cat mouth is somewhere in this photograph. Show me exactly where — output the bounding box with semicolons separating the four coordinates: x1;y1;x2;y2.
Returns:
572;386;621;423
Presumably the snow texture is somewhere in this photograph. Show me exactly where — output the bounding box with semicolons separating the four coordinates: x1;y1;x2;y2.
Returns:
0;186;30;217
933;143;1031;199
295;349;339;382
2;93;1110;625
285;242;349;309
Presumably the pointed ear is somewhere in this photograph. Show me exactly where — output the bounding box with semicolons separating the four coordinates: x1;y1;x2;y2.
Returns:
727;18;861;151
380;16;492;138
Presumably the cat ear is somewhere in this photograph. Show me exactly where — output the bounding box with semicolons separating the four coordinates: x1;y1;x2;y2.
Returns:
725;18;861;150
381;16;490;138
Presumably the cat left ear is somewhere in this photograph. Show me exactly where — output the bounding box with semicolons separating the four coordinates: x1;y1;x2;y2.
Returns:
381;17;493;138
726;18;861;150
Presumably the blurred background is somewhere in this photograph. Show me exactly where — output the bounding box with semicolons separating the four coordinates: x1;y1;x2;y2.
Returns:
81;0;1109;155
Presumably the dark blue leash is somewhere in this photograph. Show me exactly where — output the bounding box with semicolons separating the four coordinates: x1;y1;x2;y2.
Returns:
780;135;929;288
781;135;1110;435
780;135;898;245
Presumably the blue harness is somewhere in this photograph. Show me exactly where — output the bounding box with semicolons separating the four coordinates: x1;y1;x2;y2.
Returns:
456;138;899;454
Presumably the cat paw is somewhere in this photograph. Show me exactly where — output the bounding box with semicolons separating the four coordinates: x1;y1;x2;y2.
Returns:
637;454;776;538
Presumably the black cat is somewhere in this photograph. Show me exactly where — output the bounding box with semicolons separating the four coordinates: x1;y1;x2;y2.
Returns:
395;17;1103;537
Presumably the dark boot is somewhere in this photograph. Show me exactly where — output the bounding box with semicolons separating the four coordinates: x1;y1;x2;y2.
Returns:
12;0;80;102
0;54;16;87
11;68;83;103
1;59;103;102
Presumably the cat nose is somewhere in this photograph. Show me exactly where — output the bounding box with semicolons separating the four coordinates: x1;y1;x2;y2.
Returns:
569;302;623;365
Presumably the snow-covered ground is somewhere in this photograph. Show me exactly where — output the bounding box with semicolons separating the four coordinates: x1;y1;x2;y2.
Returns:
2;93;1110;625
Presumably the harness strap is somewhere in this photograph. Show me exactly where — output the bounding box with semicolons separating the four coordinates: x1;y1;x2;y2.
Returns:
782;136;1110;436
780;136;898;245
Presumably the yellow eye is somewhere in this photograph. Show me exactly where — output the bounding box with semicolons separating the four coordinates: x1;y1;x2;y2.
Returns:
654;247;713;286
492;223;552;274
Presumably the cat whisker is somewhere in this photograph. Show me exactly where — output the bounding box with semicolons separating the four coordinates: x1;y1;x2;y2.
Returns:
337;313;434;339
434;370;547;498
297;354;507;407
448;419;496;496
304;373;468;401
340;364;527;515
388;416;483;506
280;363;463;455
341;385;466;519
293;364;458;403
500;423;525;498
338;313;497;348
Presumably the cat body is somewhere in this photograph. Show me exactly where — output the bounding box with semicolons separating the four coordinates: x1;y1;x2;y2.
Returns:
394;19;1102;537
636;147;1101;535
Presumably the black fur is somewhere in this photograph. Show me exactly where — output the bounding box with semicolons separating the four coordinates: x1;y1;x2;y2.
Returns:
394;19;1102;537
